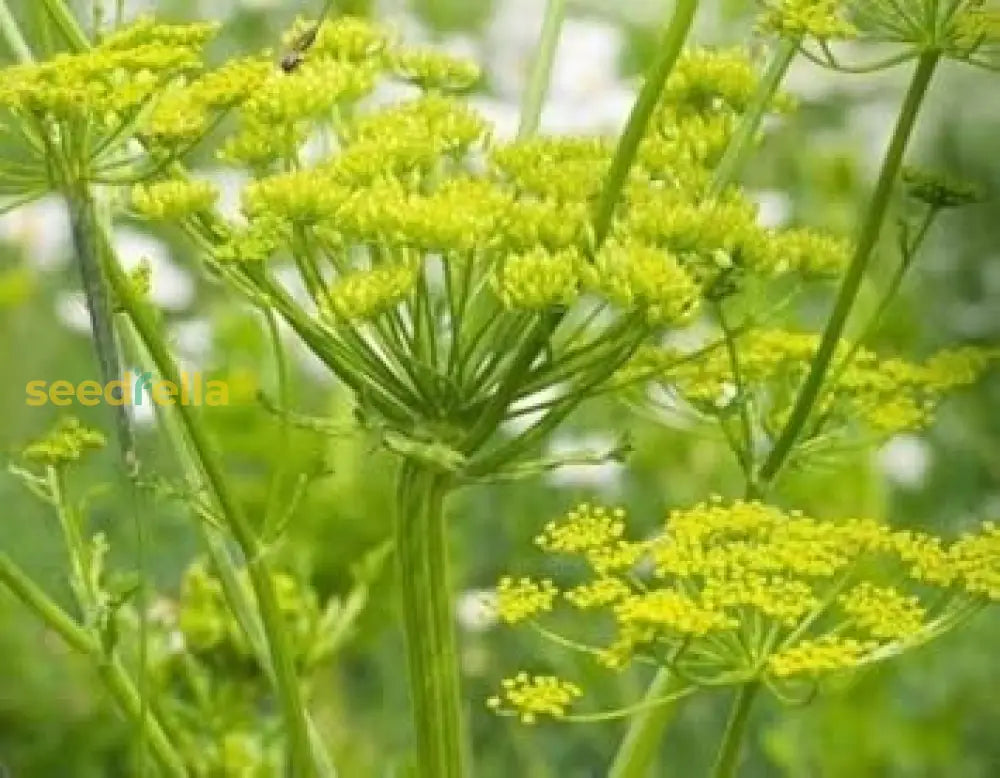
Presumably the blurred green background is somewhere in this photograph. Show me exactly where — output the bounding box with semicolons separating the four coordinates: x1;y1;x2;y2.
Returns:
1;0;999;776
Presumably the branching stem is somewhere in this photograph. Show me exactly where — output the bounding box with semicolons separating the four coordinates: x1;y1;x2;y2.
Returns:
758;51;941;486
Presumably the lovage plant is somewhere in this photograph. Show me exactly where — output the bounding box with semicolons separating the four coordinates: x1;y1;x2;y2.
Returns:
0;0;998;776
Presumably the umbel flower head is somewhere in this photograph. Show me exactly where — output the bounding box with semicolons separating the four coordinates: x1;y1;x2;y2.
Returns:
0;16;220;185
490;499;1000;723
616;330;998;463
100;11;866;474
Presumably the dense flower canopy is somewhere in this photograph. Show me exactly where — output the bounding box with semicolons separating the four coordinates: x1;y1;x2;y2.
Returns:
491;499;1000;722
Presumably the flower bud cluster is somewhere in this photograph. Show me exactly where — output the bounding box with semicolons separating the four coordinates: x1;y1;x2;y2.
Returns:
132;179;219;220
22;417;106;466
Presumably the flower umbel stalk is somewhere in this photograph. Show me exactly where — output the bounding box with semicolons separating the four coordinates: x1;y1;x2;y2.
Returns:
396;464;466;778
607;669;685;778
758;51;942;486
710;682;761;778
592;0;699;245
517;0;568;139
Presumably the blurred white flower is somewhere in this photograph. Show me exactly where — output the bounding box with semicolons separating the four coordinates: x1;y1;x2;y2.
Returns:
548;19;623;103
878;434;932;488
753;189;793;228
0;195;71;271
456;589;498;632
203;168;250;222
54;291;92;334
171;318;214;366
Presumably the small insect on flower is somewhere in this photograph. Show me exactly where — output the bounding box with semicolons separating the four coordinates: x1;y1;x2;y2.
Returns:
279;0;335;72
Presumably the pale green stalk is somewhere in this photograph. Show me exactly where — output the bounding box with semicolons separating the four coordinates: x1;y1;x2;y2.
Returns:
0;0;33;62
708;37;799;199
758;51;942;486
39;0;89;51
607;670;685;778
391;5;699;773
0;553;188;778
709;682;761;778
517;0;568;139
592;0;699;245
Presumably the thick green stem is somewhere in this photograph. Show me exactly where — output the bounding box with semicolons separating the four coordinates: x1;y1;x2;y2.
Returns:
757;51;941;486
396;463;466;778
517;0;568;139
98;223;317;777
0;553;188;778
592;0;699;244
607;670;684;778
710;682;760;778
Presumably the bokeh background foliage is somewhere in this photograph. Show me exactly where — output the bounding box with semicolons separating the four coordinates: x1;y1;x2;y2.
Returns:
0;0;998;775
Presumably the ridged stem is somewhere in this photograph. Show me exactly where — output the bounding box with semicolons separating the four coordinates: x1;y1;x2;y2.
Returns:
396;464;466;778
758;51;941;486
709;682;760;778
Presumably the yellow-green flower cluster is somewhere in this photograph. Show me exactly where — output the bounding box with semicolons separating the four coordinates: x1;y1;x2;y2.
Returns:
838;582;926;640
768;636;873;678
281;15;390;63
535;504;628;553
903;167;985;209
487;673;582;724
492;247;581;310
620;329;997;439
581;241;701;324
661;48;788;117
0;17;216;123
623;192;850;282
132;179;219;221
177;561;329;667
22;417;106;466
324;260;419;321
492;498;1000;720
758;0;857;41
496;577;559;624
490;138;613;203
388;48;482;91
